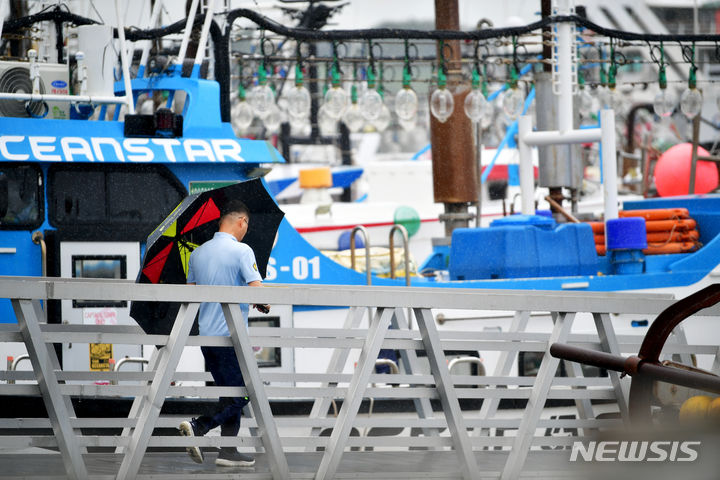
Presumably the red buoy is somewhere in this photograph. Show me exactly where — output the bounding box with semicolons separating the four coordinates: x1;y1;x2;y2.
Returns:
654;143;718;197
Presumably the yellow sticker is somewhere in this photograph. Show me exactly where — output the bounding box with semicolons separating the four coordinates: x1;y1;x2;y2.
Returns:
89;343;113;371
253;262;258;271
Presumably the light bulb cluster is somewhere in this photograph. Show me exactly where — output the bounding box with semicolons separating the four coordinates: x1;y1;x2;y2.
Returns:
233;62;285;135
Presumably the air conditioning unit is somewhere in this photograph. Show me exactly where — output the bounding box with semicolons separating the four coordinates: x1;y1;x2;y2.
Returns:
0;61;70;119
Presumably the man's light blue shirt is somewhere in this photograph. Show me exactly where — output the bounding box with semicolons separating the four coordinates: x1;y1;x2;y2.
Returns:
187;231;262;336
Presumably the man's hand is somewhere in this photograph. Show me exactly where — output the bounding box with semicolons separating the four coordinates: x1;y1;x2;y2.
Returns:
254;304;270;314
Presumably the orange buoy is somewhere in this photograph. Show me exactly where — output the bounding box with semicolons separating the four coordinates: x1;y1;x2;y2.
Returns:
655;143;719;197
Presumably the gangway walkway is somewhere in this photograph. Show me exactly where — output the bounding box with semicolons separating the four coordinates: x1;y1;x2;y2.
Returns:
1;277;719;479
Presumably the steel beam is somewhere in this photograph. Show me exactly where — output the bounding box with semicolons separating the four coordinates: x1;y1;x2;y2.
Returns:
307;306;367;448
223;302;290;479
315;307;393;480
593;312;629;421
13;299;88;479
392;307;440;442
415;307;480;480
501;312;575;480
475;310;530;438
116;302;199;480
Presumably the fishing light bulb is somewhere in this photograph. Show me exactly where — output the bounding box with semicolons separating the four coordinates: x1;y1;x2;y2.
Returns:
502;86;524;119
262;103;282;133
609;87;627;116
343;103;365;133
430;88;454;123
290;116;311;136
680;87;703;119
398;115;416;131
653;88;677;117
359;88;383;121
372;103;392;132
577;87;595;118
231;100;254;133
318;104;337;136
323;86;349;119
395;87;418;121
248;83;275;119
464;89;492;124
286;84;311;119
597;85;611;109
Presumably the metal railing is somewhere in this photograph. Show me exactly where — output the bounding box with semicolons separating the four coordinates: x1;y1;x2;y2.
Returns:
0;277;718;479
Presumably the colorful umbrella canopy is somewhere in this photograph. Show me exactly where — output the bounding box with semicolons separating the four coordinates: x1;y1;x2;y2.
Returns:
130;178;284;335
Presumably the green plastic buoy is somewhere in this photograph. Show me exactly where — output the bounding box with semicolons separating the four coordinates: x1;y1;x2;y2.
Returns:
393;206;421;237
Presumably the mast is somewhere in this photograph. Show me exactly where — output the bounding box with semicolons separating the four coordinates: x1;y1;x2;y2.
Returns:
431;0;477;238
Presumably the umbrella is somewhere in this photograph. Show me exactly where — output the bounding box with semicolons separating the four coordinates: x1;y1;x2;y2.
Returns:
130;178;284;335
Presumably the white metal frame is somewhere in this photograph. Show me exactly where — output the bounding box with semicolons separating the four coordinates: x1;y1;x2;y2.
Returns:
1;278;718;479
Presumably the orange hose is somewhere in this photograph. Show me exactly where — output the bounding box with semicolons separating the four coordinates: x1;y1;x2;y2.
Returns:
645;219;696;232
593;219;697;232
596;242;699;256
646;230;700;243
644;242;699;255
619;208;690;221
589;222;605;234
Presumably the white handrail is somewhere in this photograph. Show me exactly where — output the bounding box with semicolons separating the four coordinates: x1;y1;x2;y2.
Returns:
115;0;135;115
138;0;164;77
0;92;129;105
192;0;216;75
176;0;200;68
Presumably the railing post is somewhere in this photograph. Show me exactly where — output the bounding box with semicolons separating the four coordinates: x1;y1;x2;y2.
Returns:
116;302;200;480
475;310;530;438
307;306;368;448
501;311;576;480
391;307;440;443
223;302;290;479
414;307;480;480
593;312;630;421
315;307;394;480
13;298;88;479
350;226;372;285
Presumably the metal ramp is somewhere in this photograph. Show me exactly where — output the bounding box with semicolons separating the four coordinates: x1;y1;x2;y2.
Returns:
1;277;719;479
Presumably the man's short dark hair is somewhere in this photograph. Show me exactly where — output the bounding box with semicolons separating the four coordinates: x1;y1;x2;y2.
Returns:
221;199;250;221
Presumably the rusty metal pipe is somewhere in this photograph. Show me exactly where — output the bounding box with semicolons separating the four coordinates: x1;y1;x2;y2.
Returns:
637;283;720;363
550;343;720;394
551;284;720;422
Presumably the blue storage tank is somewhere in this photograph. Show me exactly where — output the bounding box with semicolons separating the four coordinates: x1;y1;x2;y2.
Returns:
449;219;599;280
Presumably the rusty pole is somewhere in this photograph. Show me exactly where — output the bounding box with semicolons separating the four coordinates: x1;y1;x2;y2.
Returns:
431;0;477;237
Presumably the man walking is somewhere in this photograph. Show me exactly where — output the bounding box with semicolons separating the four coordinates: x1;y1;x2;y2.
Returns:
179;199;269;467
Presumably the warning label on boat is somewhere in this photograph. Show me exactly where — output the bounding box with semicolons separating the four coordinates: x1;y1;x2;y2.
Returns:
89;343;113;371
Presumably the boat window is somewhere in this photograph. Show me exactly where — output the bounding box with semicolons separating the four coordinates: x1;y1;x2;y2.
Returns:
0;164;43;230
48;165;186;231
